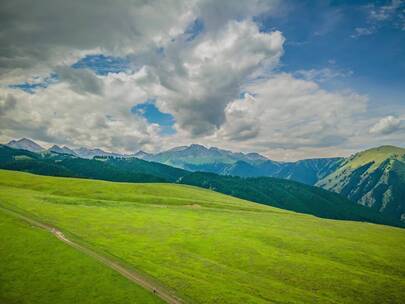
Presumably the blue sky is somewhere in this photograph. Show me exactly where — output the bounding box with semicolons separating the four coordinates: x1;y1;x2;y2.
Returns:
72;54;131;75
256;0;405;106
131;100;176;136
185;18;205;41
8;74;59;93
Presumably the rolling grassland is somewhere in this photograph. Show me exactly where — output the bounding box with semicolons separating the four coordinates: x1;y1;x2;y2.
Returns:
1;169;404;304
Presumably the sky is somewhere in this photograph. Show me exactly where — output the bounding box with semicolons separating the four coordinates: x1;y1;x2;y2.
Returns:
0;0;404;160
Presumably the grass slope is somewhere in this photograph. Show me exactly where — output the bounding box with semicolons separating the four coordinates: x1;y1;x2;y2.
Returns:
345;145;405;171
0;208;163;304
1;170;405;304
180;172;401;227
317;145;405;222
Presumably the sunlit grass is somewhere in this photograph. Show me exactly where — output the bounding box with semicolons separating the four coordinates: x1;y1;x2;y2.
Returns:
1;169;404;304
0;207;163;304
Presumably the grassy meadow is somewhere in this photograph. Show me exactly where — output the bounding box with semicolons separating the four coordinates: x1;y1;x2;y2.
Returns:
0;169;404;303
0;206;163;304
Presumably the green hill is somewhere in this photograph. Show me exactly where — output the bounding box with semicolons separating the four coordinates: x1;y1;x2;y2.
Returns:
317;146;405;223
179;172;401;227
0;170;404;304
0;145;185;183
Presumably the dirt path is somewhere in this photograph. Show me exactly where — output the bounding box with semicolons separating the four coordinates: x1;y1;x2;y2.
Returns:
0;205;184;304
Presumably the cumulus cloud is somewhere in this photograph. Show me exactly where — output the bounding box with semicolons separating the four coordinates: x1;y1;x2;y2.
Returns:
0;0;277;83
369;115;402;135
144;20;284;136
193;0;276;31
55;67;104;95
0;0;283;151
0;73;159;152
0;0;198;83
217;73;367;148
0;94;17;116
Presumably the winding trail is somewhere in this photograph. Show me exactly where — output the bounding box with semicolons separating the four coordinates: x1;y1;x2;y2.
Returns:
0;205;184;304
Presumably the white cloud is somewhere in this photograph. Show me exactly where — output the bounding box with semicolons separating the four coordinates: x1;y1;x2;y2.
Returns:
143;19;284;136
369;0;403;21
0;0;197;83
0;0;278;84
1;0;404;160
352;0;405;37
217;73;368;148
55;66;104;95
352;27;375;37
0;73;160;152
0;0;284;152
370;115;402;135
294;68;353;83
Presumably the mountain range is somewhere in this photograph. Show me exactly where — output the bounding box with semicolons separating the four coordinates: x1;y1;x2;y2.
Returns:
4;139;346;185
135;143;269;167
3;138;405;225
5;138;132;159
135;143;345;185
6;138;45;153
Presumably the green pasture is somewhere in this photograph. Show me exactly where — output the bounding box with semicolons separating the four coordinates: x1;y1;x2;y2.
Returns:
0;169;404;303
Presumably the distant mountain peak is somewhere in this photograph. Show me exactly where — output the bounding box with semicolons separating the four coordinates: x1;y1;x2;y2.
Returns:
74;147;126;159
143;144;270;170
245;152;268;161
187;144;208;151
135;150;149;155
8;138;36;145
6;138;45;153
134;150;152;159
190;143;206;148
48;144;77;156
